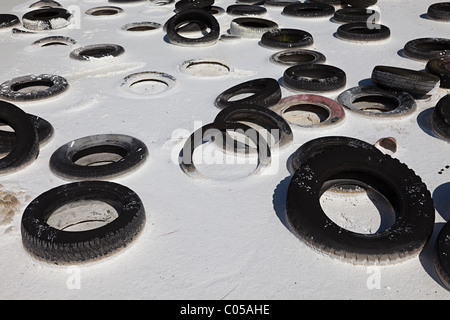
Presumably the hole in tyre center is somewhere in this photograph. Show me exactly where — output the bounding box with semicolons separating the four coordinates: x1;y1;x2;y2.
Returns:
176;21;212;38
239;20;271;28
271;33;308;42
11;80;54;93
352;95;399;113
129;79;169;94
32;10;60;19
282;103;330;125
346;26;383;34
292;68;333;80
279;53;316;63
89;9;121;16
72;145;128;166
46;200;119;232
127;25;158;32
414;42;450;52
193;130;260;180
41;42;69;47
79;47;117;58
320;181;396;235
184;61;230;76
227;92;257;102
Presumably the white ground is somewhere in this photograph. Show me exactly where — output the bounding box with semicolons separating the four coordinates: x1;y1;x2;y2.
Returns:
0;0;449;299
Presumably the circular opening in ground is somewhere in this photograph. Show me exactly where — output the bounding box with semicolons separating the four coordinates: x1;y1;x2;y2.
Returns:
320;183;396;235
47;200;119;232
72;145;128;166
352;94;399;113
282;103;330;125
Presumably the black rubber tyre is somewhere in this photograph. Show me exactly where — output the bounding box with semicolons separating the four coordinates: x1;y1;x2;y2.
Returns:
49;134;149;180
287;136;380;174
214;104;293;149
22;8;72;31
342;0;377;8
426;57;450;89
337;85;417;118
0;74;69;102
0;101;39;174
336;22;390;42
70;44;125;61
403;38;450;61
226;4;267;16
434;221;450;291
371;65;441;96
175;0;215;12
179;122;271;178
214;78;282;109
427;2;450;21
0;14;20;29
270;49;326;66
282;2;335;18
283;63;346;92
260;28;314;49
0;114;53;154
334;8;379;23
21;181;146;264
432;94;450;140
166;9;220;46
286;141;435;264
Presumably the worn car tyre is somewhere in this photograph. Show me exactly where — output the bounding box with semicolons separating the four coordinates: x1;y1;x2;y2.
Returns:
283;63;346;92
427;2;450;21
426;57;450;89
334;8;378;23
260;28;314;49
336;22;390;42
214;104;293;150
22;8;72;31
434;221;450;291
337;85;417;118
287;136;379;174
403;38;450;61
286;141;435;264
215;78;281;109
270;49;326;66
21;181;146;264
50;134;148;180
0;74;69;102
432;94;450;140
371;65;441;96
0;114;53;154
0;101;39;174
166;9;220;46
0;14;20;29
